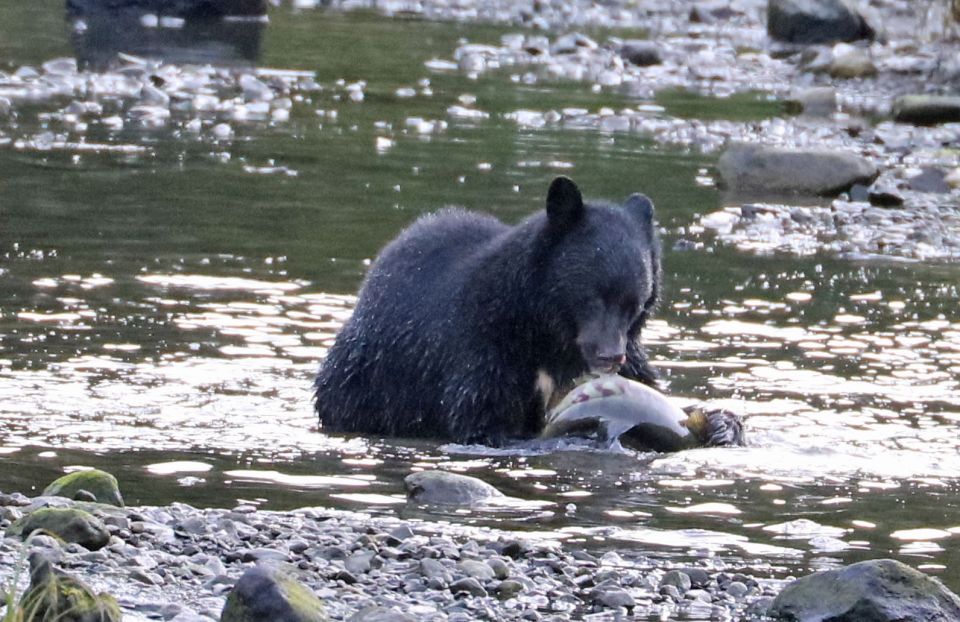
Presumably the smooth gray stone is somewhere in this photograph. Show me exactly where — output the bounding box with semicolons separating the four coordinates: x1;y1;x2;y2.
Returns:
404;471;503;505
718;142;878;196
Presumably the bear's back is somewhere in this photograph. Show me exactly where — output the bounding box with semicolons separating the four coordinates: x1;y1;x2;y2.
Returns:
363;207;510;305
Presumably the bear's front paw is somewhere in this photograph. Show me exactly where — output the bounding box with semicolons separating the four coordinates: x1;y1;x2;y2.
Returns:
703;408;746;447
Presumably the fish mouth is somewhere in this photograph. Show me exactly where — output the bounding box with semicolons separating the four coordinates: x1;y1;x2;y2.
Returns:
588;357;625;374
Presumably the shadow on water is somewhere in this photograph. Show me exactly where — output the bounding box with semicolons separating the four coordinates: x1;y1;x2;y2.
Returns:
1;0;960;589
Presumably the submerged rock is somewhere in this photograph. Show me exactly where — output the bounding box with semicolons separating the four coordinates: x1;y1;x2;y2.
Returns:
769;558;960;621
767;0;874;44
42;469;123;507
220;565;326;622
404;471;503;505
718;143;878;196
8;507;110;551
19;552;122;622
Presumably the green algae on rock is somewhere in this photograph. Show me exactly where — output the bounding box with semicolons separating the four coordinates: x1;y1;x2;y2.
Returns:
19;552;121;622
220;564;326;622
770;558;960;621
42;470;123;507
8;508;110;551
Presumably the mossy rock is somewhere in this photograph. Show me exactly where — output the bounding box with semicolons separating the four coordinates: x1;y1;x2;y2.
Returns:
770;558;960;621
18;552;122;622
42;470;123;507
8;508;110;551
221;565;326;622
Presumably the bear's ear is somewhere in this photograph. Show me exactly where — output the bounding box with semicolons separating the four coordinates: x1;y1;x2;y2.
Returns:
624;193;655;231
546;176;584;231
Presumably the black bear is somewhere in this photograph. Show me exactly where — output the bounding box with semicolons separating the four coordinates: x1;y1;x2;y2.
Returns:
314;177;661;445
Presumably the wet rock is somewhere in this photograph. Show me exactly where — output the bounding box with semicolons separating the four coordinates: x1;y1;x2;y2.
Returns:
727;581;750;598
458;559;496;581
681;567;712;589
8;507;110;551
450;576;487;597
19;552;122;622
828;44;876;78
866;179;905;207
42;469;124;507
718;142;878;195
487;557;510;580
404;471;504;505
620;40;662;67
593;587;636;608
348;606;417;622
496;579;525;599
767;0;874;44
783;86;837;116
220;565;326;622
908;168;950;194
344;551;375;574
661;570;692;593
420;557;452;582
893;95;960;126
769;559;960;621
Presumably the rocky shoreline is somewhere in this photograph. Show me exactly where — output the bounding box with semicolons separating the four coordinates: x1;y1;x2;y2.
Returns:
6;475;960;621
1;486;786;621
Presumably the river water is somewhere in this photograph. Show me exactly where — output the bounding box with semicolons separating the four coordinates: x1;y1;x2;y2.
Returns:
2;0;960;594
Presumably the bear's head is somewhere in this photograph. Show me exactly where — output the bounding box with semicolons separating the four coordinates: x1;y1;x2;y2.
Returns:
536;176;660;374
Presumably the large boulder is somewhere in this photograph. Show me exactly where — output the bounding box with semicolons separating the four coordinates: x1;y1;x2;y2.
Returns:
770;558;960;621
43;469;124;507
220;565;326;622
768;0;874;44
718;143;878;196
19;552;122;622
8;508;111;551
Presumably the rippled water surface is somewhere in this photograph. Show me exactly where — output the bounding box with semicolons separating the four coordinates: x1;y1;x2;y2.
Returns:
2;0;960;594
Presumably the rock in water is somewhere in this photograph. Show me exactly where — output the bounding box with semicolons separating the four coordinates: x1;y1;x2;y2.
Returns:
769;559;960;621
767;0;874;44
718;143;878;196
8;508;110;551
404;471;504;505
221;565;326;622
43;469;124;507
20;552;122;622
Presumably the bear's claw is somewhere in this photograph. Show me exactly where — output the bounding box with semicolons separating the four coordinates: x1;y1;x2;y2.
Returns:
703;408;746;447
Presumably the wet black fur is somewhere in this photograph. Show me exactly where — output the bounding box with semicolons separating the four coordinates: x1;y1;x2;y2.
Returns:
314;177;661;445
